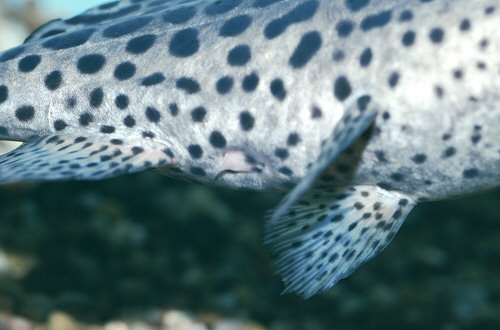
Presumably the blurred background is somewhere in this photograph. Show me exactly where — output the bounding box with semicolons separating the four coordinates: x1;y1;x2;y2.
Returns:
0;1;499;329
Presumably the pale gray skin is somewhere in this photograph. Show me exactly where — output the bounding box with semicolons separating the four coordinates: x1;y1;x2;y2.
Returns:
0;0;498;297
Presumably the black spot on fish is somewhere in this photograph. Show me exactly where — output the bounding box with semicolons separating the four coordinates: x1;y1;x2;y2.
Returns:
126;34;156;54
289;31;322;69
43;28;95;49
163;6;197;24
169;28;200;58
264;1;319;39
18;55;41;73
77;54;106;74
15;105;35;122
220;15;252;37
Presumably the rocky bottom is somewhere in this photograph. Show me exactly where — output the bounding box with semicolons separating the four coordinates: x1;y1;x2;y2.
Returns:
0;173;498;330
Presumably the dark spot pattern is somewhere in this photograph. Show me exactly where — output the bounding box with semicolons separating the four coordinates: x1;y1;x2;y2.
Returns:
38;29;66;40
77;54;106;74
336;20;355;38
453;69;463;80
18;55;41;73
100;125;115;134
388;72;400;88
375;150;388;162
333;50;345;62
399;10;413;21
126;34;156;54
411;153;427;164
66;97;77;109
289;31;322;69
169;28;200;58
188;144;203;159
141;73;165;86
176;77;201;94
115;94;129;109
227;45;251;66
67;4;141;25
216;76;234;94
459;19;471;31
287;133;301;146
79;112;93;126
142;131;155;139
279;166;293;176
345;0;369;12
334;76;352;101
204;0;242;16
145;106;161;123
191;106;207;122
220;15;252;37
253;0;284;8
38;28;66;39
89;87;104;108
98;1;119;10
114;61;136;80
0;85;8;104
103;16;152;38
44;70;63;90
42;29;95;50
463;168;479;178
163;6;197;24
15;105;35;122
390;172;404;181
275;148;289;160
435;85;444;98
485;6;495;15
264;1;319;39
359;48;372;67
357;95;372;112
0;46;25;62
190;167;206;176
311;106;323;119
242;73;259;92
360;10;392;31
270;79;287;101
123;115;136;128
54;120;67;131
442;147;456;158
239;111;255;131
169;103;179;116
402;30;416;46
209;131;227;148
429;27;444;43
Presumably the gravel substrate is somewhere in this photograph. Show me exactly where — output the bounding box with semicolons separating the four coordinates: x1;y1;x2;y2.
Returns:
0;173;498;330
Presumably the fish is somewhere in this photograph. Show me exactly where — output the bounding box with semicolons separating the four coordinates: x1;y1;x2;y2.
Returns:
0;0;498;298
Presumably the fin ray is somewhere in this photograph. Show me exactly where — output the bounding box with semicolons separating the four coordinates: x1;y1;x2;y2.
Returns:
265;185;414;298
25;0;206;44
0;134;173;184
271;94;378;223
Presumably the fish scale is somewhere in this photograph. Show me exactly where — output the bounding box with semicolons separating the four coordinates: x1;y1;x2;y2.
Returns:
0;0;498;298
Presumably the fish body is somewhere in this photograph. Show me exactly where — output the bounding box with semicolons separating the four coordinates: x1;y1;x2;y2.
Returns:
0;0;498;297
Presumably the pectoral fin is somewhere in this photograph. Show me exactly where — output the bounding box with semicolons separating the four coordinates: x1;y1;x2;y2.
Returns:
0;134;173;184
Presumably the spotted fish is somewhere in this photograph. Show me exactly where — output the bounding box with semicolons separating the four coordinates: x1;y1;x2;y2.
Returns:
0;0;499;298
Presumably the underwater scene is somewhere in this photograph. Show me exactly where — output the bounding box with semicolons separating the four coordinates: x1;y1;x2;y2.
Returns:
0;0;499;329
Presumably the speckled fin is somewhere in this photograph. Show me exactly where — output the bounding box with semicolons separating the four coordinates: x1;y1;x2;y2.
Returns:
24;0;201;44
0;134;172;184
271;94;378;223
265;185;415;298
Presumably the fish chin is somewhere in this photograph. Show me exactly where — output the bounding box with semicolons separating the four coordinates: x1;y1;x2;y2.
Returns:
213;170;288;192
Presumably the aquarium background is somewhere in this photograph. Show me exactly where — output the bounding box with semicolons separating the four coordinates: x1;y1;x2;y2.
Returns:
0;1;499;329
